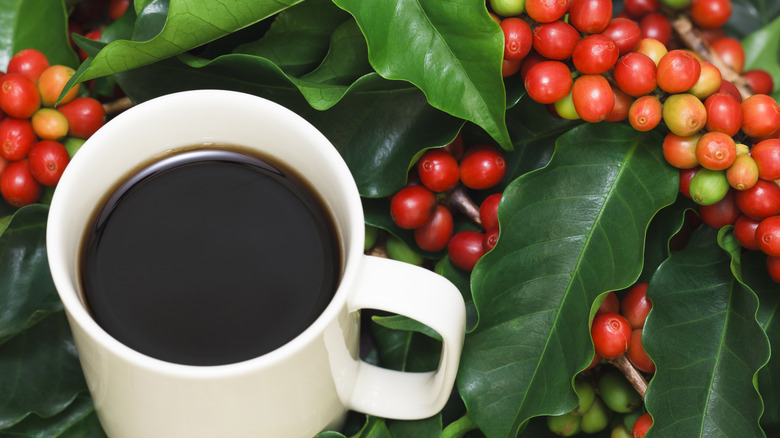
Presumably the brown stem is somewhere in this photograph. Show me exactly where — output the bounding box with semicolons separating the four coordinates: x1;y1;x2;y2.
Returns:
668;14;753;100
444;185;482;227
102;96;134;115
609;354;648;399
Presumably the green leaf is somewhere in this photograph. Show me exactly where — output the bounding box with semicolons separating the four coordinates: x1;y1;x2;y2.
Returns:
332;0;510;149
370;318;441;373
386;416;442;438
639;196;691;282
371;314;442;341
642;227;770;438
0;313;88;430
0;394;102;438
457;123;678;437
742;15;780;98
68;0;304;84
0;0;77;69
726;0;780;38
0;205;62;344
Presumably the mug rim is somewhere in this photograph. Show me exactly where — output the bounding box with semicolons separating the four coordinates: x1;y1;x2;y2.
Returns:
47;89;365;377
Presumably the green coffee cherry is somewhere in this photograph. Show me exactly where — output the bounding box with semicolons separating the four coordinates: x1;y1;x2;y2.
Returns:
598;370;642;414
62;136;86;158
489;0;525;17
385;235;424;266
660;0;692;10
623;410;643;431
547;412;582;436
689;168;730;206
554;91;580;121
611;424;633;438
364;225;379;251
570;376;596;415
581;397;611;433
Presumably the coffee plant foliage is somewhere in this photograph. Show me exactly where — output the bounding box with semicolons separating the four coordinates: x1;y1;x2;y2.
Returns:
0;0;778;437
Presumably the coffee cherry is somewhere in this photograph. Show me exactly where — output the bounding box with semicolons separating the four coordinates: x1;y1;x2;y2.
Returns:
0;73;41;118
364;224;378;251
390;185;437;229
0;159;41;207
726;154;759;191
679;166;700;198
56;97;106;138
628;95;662;132
639;13;672;47
414;205;454;252
662;93;707;137
532;21;580;60
656;50;701;93
711;37;745;74
525;60;573;104
591;312;632;359
662;132;701;169
417;149;459;192
691;0;732;28
501;18;533;61
547;412;582;436
699;189;740;228
606;85;633;122
767;255;780;283
735;179;780;219
690;61;723;100
623;0;660;18
524;0;570;23
627;329;655;373
689;168;729;205
734;214;761;250
597;291;620;315
108;0;132;21
598;369;642;413
632;412;653;438
37;65;80;107
459;145;506;189
482;226;500;253
569;0;612;34
572;34;620;75
743;69;774;95
703;92;742;136
31;108;69;140
7;49;50;83
601;18;642;56
448;230;485;271
0;117;36;161
479;193;502;231
613;52;657;97
620;282;652;329
749;139;780;180
695;131;736;171
581;397;611;433
612;424;634;438
741;94;780;139
635;37;667;66
571;376;596;415
572;74;615;123
28;140;70;186
756;215;780;257
385;235;424;266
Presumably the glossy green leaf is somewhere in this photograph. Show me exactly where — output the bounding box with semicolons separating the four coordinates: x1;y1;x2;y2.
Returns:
0;205;62;344
742;15;780;98
726;0;780;38
639;196;691;282
642;227;770;438
370;318;441;373
333;0;510;149
69;0;303;84
0;313;88;430
0;0;77;69
0;394;102;438
740;250;780;428
457;123;678;437
386;416;442;438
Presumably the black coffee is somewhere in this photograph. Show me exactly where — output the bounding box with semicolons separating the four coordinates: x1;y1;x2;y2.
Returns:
80;148;341;366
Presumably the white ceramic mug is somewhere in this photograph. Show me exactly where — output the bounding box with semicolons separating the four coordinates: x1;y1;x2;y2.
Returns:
46;90;466;438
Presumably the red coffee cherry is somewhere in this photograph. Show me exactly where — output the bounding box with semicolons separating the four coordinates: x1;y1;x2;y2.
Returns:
605;85;633;122
482;226;500;253
627;329;655;373
417;148;459;192
601;17;642;56
0;159;42;208
572;34;620;75
679;166;700;198
7;49;50;83
524;60;573;104
756;215;780;257
390;185;437;229
0;73;41;119
620;282;652;329
699;189;740;229
525;0;571;23
718;80;743;103
459;145;507;190
632;413;653;438
750;139;780;181
711;37;745;74
448;230;486;272
479;192;502;231
108;0;131;21
414;205;454;252
656;50;701;93
734;214;761;250
726;154;759;191
28;140;70;186
572;74;615;123
703;92;742;136
613;52;657;97
735;179;780;220
596;291;620;315
568;0;613;34
695;131;736;171
639;13;672;47
628;95;662;132
0;117;36;161
743;69;774;95
691;0;732;28
623;0;660;19
56;97;106;139
501;18;533;61
591;312;632;359
741;94;780;139
662;132;702;169
767;255;780;283
37;65;80;107
532;21;581;60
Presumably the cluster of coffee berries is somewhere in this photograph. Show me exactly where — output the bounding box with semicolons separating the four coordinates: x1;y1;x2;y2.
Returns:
544;282;655;437
545;368;652;437
387;135;506;271
0;49;105;208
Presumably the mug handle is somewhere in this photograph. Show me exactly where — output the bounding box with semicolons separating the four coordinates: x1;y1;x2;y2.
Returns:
346;255;466;420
